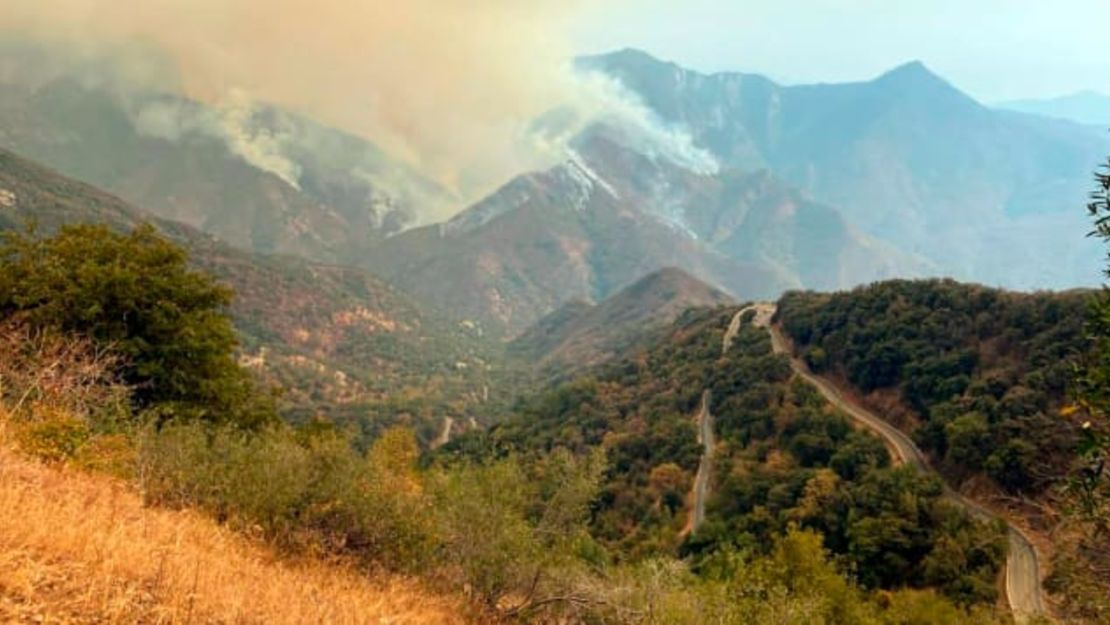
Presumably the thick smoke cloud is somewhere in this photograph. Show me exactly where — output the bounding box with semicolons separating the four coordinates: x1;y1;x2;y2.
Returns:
1;0;714;210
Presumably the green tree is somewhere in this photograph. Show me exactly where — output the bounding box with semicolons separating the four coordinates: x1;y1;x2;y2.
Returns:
944;413;991;472
0;224;272;426
1076;157;1110;535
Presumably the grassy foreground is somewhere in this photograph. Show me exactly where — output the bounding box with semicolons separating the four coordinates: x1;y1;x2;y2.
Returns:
0;435;466;625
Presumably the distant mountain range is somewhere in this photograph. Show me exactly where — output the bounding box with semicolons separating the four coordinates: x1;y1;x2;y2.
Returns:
2;45;1108;342
366;51;1108;335
581;49;1109;290
999;91;1110;127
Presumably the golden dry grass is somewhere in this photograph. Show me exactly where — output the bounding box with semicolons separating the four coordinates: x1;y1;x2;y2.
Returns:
0;443;468;624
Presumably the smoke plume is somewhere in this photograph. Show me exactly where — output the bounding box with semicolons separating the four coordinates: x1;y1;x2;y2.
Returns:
1;1;714;209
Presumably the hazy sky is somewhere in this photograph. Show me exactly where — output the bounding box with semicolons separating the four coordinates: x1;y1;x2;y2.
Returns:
572;0;1110;102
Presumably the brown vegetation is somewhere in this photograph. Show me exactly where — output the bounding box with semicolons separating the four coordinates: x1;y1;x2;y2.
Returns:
0;437;467;624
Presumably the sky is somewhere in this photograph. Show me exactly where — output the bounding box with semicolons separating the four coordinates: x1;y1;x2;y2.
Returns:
572;0;1110;102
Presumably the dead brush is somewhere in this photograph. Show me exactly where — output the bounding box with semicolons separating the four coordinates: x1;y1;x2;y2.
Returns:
0;318;131;464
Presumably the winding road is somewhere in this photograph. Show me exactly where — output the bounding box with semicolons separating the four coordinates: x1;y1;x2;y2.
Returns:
743;303;1046;622
688;305;761;534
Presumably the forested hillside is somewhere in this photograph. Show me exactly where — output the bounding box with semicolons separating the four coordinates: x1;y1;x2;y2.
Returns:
454;306;1009;607
774;279;1110;621
777;279;1088;495
0;147;508;445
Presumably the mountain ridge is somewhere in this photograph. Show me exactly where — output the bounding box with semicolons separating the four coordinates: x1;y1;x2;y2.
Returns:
510;267;735;376
367;128;930;337
578;48;1109;290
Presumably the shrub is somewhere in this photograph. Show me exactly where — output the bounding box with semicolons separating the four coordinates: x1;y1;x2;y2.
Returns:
15;406;90;463
138;422;435;568
0;318;132;464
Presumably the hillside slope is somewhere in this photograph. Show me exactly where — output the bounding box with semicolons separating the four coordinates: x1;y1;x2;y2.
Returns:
465;305;1009;609
776;279;1088;495
0;147;502;442
0;444;465;624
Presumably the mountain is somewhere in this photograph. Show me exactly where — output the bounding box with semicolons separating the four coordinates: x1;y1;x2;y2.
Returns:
366;148;788;338
510;267;734;376
999;91;1110;127
580;49;1110;289
0;147;501;443
0;48;451;264
369;131;926;337
570;127;933;289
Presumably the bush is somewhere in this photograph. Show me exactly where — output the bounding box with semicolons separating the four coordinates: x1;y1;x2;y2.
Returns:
138;422;434;568
15;406;90;463
0;318;133;465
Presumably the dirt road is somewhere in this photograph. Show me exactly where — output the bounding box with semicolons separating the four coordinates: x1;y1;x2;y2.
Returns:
749;304;1046;622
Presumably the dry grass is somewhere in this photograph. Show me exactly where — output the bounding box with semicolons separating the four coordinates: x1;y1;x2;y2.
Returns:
0;441;468;624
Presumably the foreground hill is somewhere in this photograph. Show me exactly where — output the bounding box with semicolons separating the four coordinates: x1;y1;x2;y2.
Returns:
581;49;1110;289
0;147;502;442
510;267;734;377
776;279;1088;495
775;279;1107;620
0;442;465;624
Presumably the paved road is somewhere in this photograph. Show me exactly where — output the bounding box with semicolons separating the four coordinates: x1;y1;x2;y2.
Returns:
748;303;1046;622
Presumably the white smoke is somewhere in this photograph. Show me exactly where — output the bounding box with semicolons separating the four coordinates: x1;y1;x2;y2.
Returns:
523;69;720;179
130;90;302;188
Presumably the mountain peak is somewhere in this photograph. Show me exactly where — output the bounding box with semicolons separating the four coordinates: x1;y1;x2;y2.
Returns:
509;266;733;374
876;60;943;85
871;60;978;106
576;47;679;77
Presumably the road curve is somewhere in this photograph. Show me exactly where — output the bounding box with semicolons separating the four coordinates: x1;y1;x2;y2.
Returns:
431;416;454;449
749;304;1046;623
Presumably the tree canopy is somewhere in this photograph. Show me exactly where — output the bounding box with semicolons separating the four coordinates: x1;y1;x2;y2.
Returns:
0;224;272;426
